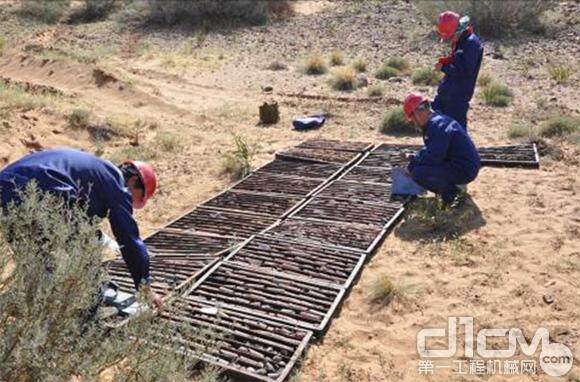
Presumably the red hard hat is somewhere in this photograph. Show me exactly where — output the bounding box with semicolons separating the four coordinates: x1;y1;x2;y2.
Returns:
437;11;460;40
403;93;427;120
124;160;157;209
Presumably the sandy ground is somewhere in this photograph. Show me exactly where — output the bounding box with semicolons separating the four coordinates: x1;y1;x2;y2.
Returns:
0;1;579;381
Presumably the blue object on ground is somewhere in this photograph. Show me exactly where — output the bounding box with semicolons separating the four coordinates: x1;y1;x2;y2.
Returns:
293;115;326;131
392;167;426;196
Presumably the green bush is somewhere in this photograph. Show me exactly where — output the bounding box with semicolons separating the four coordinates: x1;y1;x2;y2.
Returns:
352;57;367;73
369;275;396;306
68;0;118;23
146;0;291;26
329;50;345;66
379;108;417;135
415;0;557;37
547;64;572;85
18;0;70;23
0;184;206;381
67;108;92;129
330;67;357;91
386;57;410;73
508;122;537;140
375;65;399;80
221;134;254;180
481;82;513;107
411;67;442;86
367;84;384;97
156;131;183;152
538;116;580;138
305;54;327;75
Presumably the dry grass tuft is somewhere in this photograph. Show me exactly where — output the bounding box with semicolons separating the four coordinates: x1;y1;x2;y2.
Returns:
221;134;254;180
411;67;442;86
367;84;384;97
329;50;345;66
538;116;579;138
352;57;367;73
304;54;328;75
481;82;513;107
379;108;417;135
330;67;357;91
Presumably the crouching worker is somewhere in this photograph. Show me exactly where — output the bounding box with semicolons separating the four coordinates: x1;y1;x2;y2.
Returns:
0;148;163;309
396;93;480;207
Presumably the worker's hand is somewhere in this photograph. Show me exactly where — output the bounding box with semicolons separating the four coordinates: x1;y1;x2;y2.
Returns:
434;62;443;72
400;152;413;161
140;285;164;310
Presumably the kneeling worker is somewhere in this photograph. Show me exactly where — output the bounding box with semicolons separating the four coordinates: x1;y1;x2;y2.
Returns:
0;148;162;308
399;93;480;206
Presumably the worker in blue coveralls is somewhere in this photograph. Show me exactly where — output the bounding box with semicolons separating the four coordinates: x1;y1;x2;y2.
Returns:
433;11;483;131
401;93;480;207
0;148;163;308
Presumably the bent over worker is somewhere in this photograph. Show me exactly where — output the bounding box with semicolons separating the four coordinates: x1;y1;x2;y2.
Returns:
433;11;483;130
402;93;481;206
0;148;162;308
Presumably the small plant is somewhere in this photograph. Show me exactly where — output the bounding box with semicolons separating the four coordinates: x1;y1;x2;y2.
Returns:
369;275;396;306
352;57;367;73
330;67;357;91
508;122;537;140
375;64;399;80
477;71;492;87
67;108;91;129
538;116;579;138
367;84;384;97
195;29;206;47
379;107;417;135
329;50;344;66
386;57;410;73
481;82;513;107
221;134;254;180
547;64;571;85
305;54;327;75
0;36;5;56
411;67;442;86
156;132;183;152
267;61;287;71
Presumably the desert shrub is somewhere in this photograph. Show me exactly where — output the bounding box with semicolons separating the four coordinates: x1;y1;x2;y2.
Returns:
156;131;183;152
508;122;537;140
369;275;396;306
304;54;327;75
379;108;417;135
221;134;254;180
68;0;118;23
375;65;399;80
267;61;287;71
67;108;92;129
367;84;384;97
415;0;557;37
411;67;442;86
481;82;513;107
0;184;207;381
18;0;70;23
108;145;158;163
547;64;572;85
386;57;410;73
538;116;580;138
329;50;344;66
330;67;357;91
352;57;367;73
0;36;5;56
145;0;291;26
477;71;492;87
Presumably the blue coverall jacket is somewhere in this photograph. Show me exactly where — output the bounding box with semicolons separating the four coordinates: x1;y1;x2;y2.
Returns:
408;113;481;203
0;148;150;288
433;31;483;130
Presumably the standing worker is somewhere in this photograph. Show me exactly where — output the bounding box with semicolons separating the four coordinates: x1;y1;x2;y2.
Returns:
0;148;162;308
433;11;483;130
398;93;481;207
